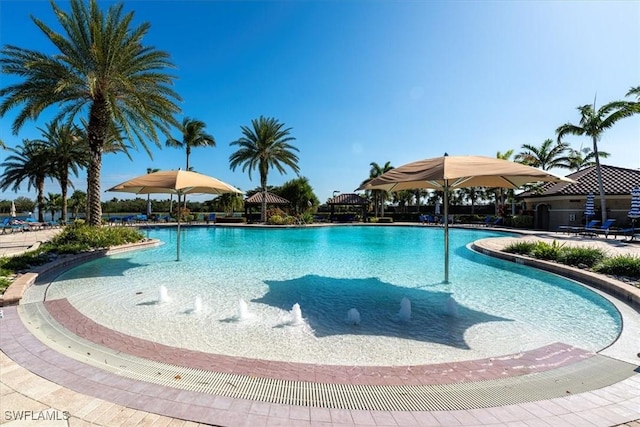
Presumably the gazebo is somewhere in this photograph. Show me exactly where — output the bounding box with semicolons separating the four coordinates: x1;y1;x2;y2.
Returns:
244;192;290;219
326;193;369;222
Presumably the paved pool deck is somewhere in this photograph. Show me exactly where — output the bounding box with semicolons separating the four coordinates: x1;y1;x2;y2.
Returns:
1;224;639;426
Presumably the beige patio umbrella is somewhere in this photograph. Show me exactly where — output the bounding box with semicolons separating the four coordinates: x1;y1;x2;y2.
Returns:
107;170;242;261
357;154;574;283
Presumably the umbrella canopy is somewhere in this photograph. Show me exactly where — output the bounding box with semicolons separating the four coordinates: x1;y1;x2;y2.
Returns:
628;187;640;220
357;154;573;283
10;200;16;217
108;170;242;196
107;170;242;261
584;193;595;219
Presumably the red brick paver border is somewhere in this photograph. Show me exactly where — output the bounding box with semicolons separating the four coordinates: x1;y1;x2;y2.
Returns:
46;298;594;386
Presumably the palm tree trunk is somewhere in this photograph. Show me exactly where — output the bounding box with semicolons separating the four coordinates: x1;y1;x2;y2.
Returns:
60;174;68;223
87;100;109;226
592;136;607;222
87;148;102;225
36;178;45;222
261;177;267;223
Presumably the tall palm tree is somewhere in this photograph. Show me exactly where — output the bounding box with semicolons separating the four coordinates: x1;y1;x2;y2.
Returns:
557;98;637;222
514;139;570;171
166;117;215;171
229;116;300;222
365;161;394;217
0;140;50;222
0;0;181;225
34;121;87;222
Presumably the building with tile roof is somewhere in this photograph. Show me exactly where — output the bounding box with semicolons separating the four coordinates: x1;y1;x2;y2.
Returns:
518;165;640;230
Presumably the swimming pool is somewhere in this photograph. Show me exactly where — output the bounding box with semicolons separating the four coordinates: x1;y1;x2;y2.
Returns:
39;226;621;365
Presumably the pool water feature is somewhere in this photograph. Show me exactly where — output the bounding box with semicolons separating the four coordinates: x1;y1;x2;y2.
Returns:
38;226;621;366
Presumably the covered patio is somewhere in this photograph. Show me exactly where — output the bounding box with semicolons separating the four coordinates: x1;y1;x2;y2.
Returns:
326;193;369;222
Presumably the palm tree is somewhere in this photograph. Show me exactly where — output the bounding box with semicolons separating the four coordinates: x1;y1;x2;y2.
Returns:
43;192;63;222
166;117;215;171
557;98;637;222
565;146;610;172
34;121;87;222
0;0;181;225
514;139;570;171
229;116;300;222
68;190;86;220
0;140;50;222
365;161;394;217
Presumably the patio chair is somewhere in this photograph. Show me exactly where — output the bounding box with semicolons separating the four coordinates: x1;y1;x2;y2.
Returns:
582;219;616;238
611;226;639;242
558;219;599;235
206;213;216;224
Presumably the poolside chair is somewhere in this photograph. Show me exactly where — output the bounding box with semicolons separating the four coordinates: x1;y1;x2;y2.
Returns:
206;213;216;224
559;219;599;235
582;219;616;238
611;226;638;242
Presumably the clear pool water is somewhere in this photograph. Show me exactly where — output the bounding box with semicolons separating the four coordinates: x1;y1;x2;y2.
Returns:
41;226;621;365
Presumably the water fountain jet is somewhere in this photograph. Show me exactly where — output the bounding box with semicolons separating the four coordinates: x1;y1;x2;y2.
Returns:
346;308;361;325
237;299;251;320
289;303;303;326
398;297;411;321
158;286;170;304
193;296;202;313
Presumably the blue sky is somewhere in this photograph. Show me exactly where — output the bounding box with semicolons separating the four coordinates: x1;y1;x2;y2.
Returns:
1;0;639;203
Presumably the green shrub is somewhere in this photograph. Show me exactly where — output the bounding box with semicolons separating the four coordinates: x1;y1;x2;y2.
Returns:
0;276;12;294
44;224;144;253
531;240;564;260
283;215;296;225
558;247;605;268
0;250;50;271
299;212;315;224
503;241;537;255
267;214;284;225
593;255;640;279
510;215;533;229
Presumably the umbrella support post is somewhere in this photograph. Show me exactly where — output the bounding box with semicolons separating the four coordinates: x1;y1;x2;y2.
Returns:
443;181;449;284
176;193;181;261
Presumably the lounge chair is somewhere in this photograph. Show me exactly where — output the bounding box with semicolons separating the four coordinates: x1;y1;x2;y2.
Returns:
206;213;216;224
611;226;639;242
582;219;616;238
558;219;599;235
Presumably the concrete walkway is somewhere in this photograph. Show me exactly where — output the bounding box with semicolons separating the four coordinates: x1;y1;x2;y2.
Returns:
0;228;63;258
0;225;639;426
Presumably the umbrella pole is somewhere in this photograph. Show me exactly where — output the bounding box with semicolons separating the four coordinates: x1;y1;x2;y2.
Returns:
443;181;449;284
177;193;181;261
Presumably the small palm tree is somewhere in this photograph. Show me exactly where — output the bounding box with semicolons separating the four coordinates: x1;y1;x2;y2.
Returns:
166;117;216;171
0;140;49;222
44;192;62;222
34;121;87;222
0;0;181;225
68;190;86;220
557;98;637;222
229;116;300;222
514;139;570;171
565;146;610;172
364;161;394;217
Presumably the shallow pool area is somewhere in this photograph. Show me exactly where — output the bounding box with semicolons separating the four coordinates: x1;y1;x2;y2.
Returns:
34;226;622;366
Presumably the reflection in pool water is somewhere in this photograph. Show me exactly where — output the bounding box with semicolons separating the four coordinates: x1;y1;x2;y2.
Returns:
38;226;621;365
